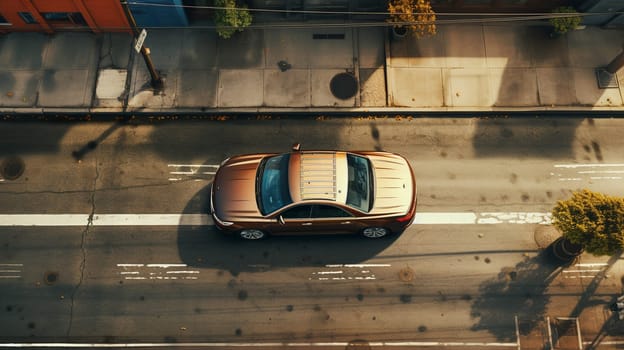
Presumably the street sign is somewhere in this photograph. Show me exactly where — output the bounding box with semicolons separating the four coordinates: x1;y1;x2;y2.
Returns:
134;29;147;53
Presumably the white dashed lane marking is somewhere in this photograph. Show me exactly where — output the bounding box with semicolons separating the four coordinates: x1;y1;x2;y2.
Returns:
0;263;22;279
553;163;624;181
117;263;200;281
168;164;218;182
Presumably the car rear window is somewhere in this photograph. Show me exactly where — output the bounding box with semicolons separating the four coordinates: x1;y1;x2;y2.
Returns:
257;154;292;215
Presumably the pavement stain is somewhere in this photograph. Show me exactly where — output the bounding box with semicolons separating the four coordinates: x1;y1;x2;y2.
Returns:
238;290;248;301
399;294;412;303
44;271;59;285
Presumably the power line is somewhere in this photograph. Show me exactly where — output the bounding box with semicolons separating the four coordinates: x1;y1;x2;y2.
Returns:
123;1;623;18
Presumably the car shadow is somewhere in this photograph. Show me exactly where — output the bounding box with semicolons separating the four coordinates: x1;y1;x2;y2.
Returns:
177;184;400;276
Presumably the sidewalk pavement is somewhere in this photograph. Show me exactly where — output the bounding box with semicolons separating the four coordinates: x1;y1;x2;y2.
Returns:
0;23;623;114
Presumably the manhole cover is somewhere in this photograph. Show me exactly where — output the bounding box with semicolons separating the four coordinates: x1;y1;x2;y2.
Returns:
44;271;59;285
1;156;25;180
330;73;358;100
399;267;415;282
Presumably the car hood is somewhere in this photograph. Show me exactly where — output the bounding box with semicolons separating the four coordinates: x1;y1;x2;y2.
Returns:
367;153;416;216
212;154;266;221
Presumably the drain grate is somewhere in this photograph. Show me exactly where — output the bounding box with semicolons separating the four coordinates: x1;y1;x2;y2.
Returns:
596;68;619;89
330;73;358;100
1;156;25;180
313;34;345;40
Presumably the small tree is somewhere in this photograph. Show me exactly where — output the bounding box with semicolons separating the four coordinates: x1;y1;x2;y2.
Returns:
549;6;581;35
388;0;436;38
552;189;624;256
214;0;252;39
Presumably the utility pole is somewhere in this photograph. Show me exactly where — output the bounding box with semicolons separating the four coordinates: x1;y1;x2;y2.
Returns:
120;1;163;90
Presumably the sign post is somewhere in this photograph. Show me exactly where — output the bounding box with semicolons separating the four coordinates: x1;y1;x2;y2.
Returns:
121;2;163;90
134;29;147;53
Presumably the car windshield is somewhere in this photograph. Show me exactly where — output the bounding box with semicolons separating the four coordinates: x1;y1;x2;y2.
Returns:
257;154;292;215
346;154;372;212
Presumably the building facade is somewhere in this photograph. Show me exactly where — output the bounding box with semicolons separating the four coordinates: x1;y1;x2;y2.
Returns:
0;0;130;33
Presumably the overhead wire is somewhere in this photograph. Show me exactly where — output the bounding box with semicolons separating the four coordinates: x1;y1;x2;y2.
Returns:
122;1;623;19
7;1;620;31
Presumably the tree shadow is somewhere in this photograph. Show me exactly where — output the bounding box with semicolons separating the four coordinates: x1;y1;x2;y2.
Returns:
470;250;563;341
177;184;399;276
472;116;583;158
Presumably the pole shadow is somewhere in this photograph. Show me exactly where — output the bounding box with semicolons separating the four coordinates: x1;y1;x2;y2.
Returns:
470;250;563;341
72;122;125;161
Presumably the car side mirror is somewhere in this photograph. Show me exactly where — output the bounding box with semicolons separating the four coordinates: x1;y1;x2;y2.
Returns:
278;216;285;225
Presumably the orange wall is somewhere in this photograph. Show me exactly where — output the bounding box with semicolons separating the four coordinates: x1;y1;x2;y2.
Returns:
0;0;130;33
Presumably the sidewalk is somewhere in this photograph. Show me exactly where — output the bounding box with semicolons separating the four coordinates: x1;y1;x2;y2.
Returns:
0;23;623;113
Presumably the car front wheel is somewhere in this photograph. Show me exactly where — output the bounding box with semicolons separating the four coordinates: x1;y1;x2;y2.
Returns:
239;229;266;240
361;227;389;239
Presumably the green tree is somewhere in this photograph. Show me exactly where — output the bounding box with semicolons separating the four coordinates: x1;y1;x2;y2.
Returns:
549;6;581;35
214;0;252;39
387;0;436;38
552;189;624;256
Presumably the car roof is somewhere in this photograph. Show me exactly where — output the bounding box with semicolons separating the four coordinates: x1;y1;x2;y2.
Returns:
288;151;348;204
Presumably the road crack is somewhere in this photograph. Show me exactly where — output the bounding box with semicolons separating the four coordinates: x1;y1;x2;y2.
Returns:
66;157;100;337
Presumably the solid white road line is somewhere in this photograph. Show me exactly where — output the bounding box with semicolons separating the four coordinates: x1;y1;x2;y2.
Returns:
325;264;391;268
0;214;209;226
0;341;519;347
169;171;216;175
0;212;552;227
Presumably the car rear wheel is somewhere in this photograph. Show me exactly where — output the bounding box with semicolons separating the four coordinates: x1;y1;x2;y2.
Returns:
362;227;389;239
239;229;266;240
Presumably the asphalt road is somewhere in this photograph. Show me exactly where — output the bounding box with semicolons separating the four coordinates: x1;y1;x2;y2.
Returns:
0;115;623;349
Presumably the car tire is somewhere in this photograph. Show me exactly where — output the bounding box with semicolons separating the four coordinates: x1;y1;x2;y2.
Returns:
361;227;389;239
239;229;267;240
